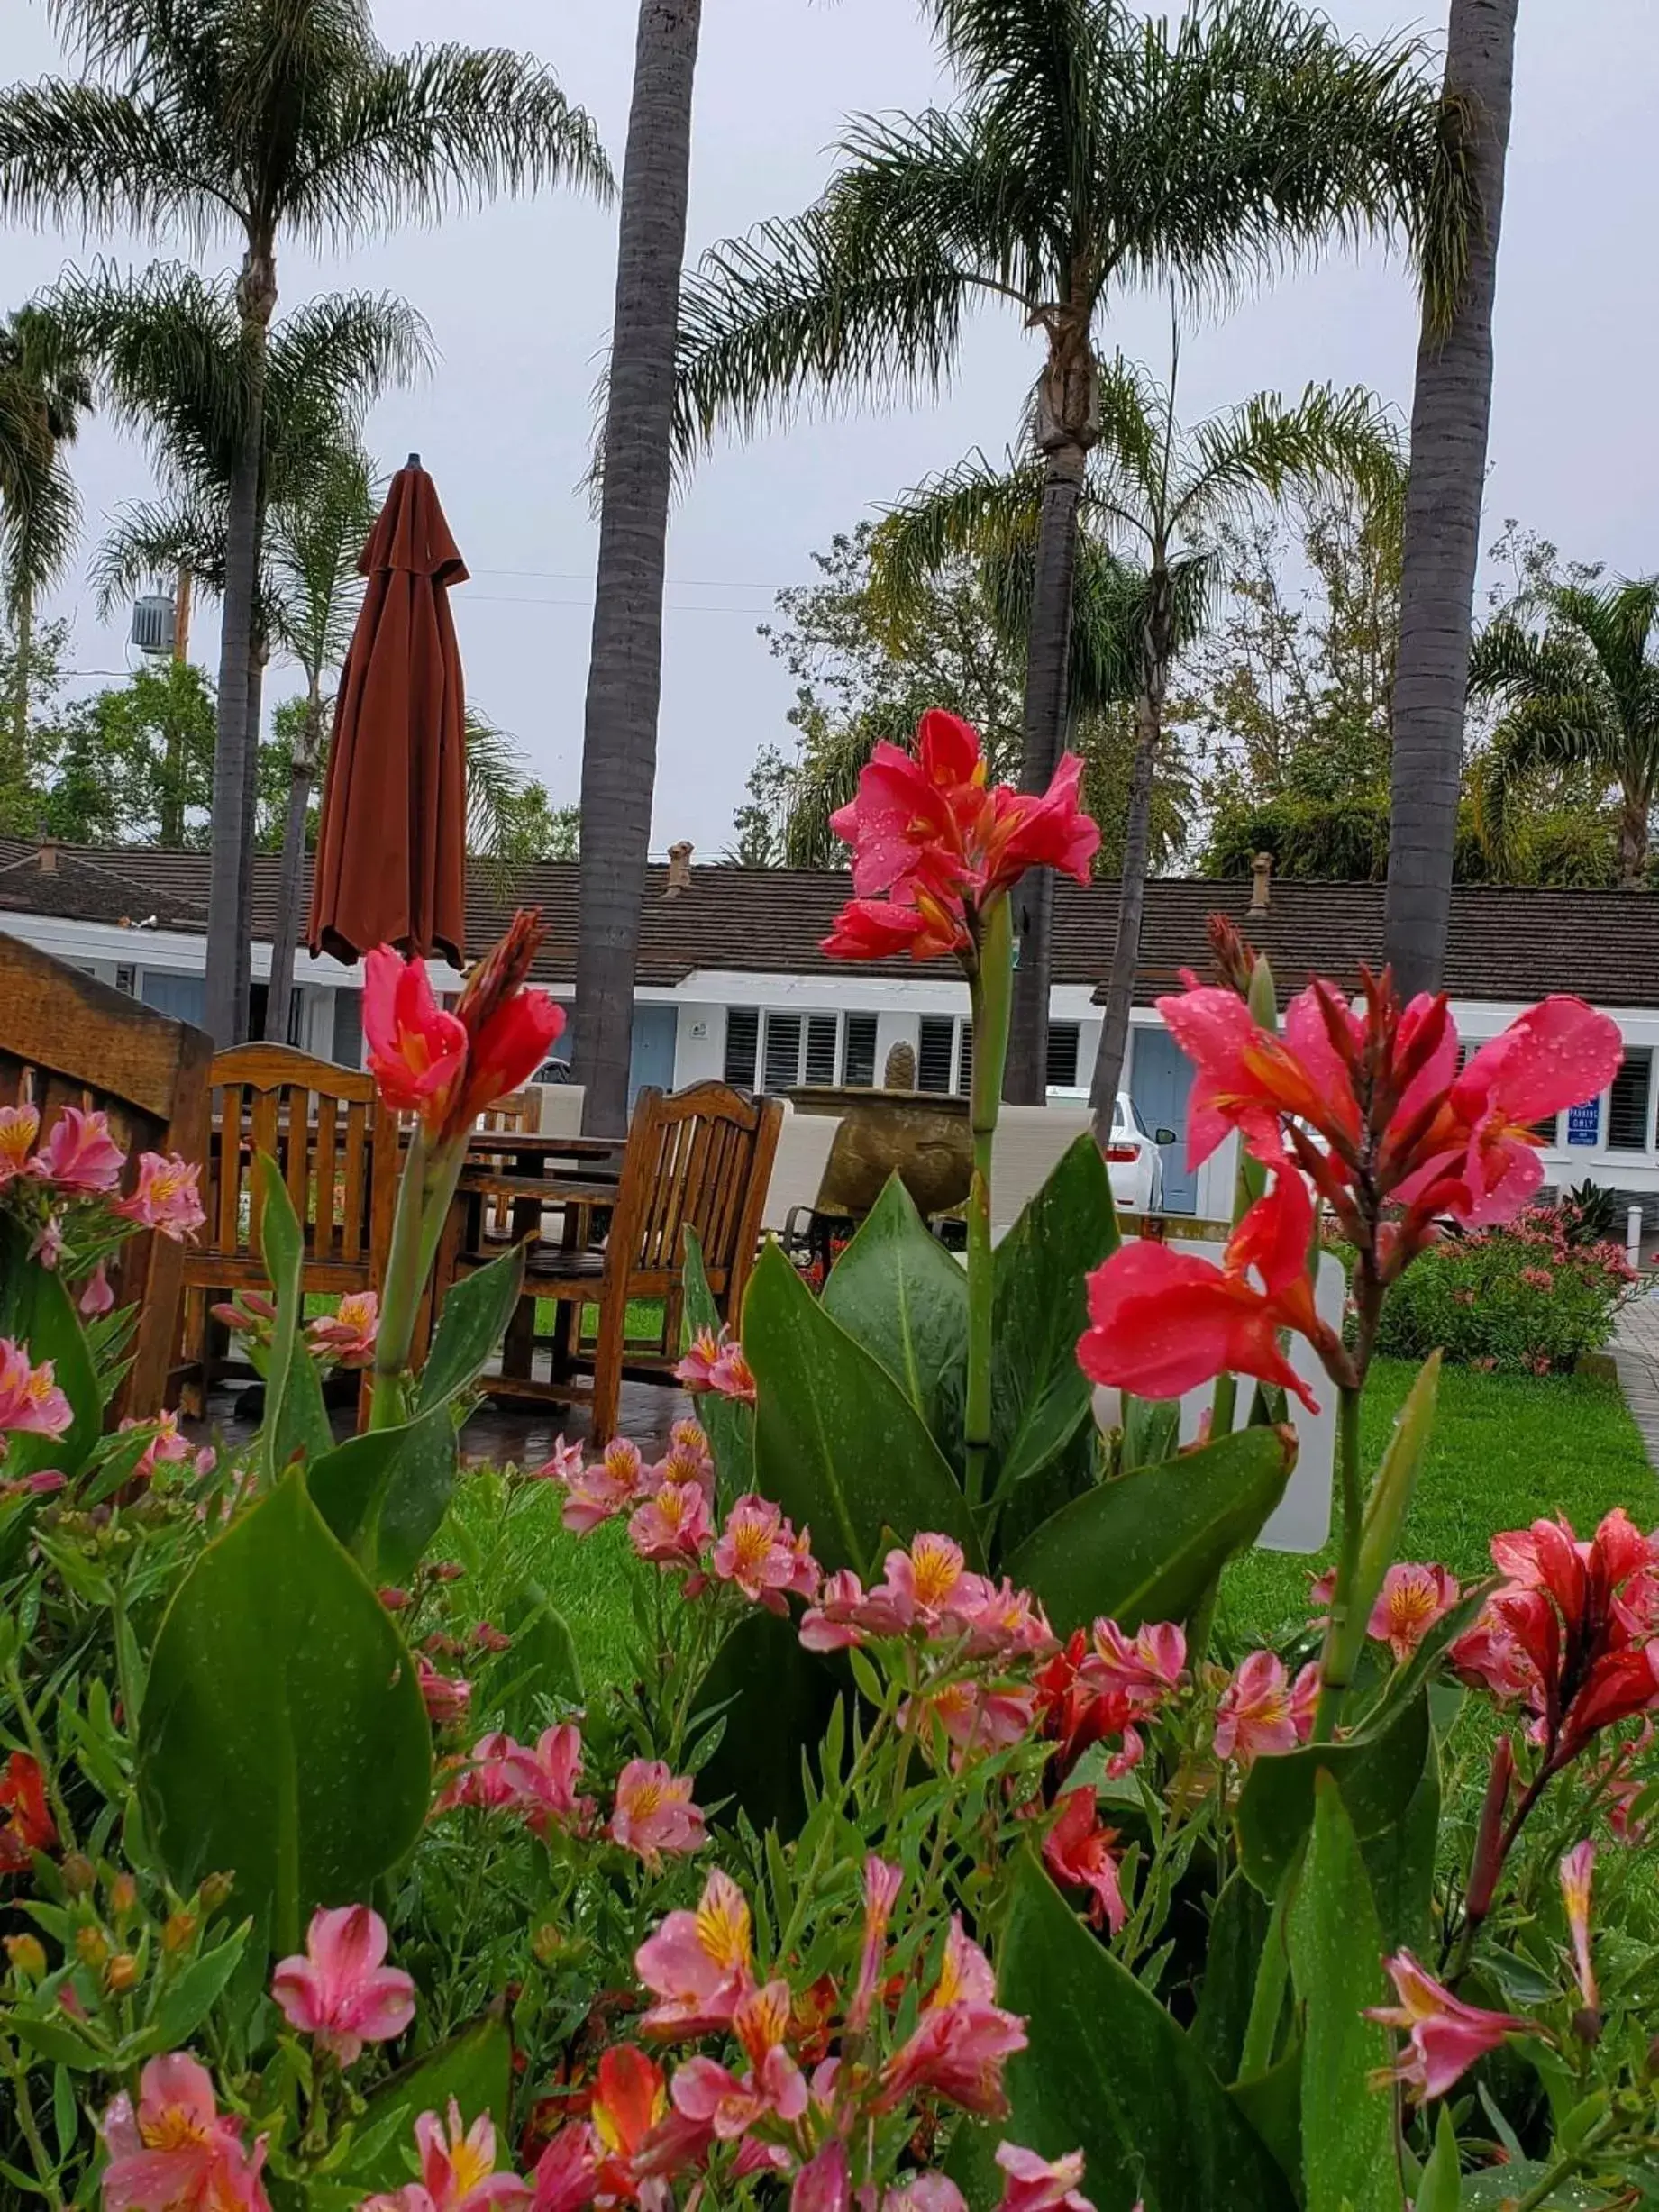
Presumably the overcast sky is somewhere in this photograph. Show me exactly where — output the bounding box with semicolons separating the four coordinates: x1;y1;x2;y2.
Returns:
7;0;1658;858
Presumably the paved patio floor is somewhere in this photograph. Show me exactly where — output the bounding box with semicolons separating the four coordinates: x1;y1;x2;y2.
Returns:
1612;1293;1659;1474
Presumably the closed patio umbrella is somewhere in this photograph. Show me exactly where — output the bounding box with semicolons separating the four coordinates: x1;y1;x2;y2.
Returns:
308;455;469;967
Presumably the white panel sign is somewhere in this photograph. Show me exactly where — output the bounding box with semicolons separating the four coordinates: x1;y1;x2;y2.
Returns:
1091;1243;1343;1554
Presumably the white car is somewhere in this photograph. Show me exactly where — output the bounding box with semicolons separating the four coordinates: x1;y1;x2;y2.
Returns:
1047;1088;1172;1213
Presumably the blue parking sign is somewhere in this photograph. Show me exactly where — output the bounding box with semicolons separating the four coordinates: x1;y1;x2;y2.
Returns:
1567;1098;1600;1147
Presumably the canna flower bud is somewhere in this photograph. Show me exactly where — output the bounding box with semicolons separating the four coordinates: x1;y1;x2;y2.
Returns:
104;1952;140;1994
5;1933;46;1980
1463;1734;1514;1924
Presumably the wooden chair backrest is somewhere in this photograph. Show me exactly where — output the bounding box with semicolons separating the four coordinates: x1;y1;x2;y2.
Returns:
479;1091;534;1135
606;1082;783;1306
0;931;214;1417
195;1042;394;1281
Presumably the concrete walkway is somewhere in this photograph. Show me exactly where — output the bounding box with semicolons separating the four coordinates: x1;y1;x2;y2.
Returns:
1612;1295;1659;1473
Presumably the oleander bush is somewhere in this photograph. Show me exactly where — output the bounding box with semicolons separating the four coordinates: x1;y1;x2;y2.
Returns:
1374;1205;1634;1373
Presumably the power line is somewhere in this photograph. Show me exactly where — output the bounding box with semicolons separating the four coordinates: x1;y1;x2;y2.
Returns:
469;567;778;591
464;593;771;614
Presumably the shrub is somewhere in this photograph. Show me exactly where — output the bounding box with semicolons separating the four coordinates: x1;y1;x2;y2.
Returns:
1375;1204;1634;1371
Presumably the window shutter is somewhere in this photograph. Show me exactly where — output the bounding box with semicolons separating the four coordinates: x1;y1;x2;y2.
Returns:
956;1021;974;1096
805;1014;839;1085
1045;1023;1080;1088
1608;1049;1652;1152
843;1015;878;1088
762;1014;804;1094
724;1007;761;1088
917;1017;954;1094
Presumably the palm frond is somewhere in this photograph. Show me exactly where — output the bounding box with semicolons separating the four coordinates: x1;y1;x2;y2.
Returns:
869;451;1046;616
0;81;223;243
264;443;375;680
1174;382;1404;534
89;493;227;621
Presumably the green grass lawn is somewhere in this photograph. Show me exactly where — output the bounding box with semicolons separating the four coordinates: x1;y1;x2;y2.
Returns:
1217;1356;1658;1651
446;1356;1658;1698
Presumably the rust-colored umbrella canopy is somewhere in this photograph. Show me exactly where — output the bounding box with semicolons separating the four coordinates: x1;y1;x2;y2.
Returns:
308;458;469;967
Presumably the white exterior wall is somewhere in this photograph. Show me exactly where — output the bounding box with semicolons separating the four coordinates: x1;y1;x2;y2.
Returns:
674;1001;725;1087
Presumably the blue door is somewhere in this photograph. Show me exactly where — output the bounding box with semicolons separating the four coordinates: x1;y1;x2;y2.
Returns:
629;1005;679;1106
1129;1024;1198;1215
140;969;205;1026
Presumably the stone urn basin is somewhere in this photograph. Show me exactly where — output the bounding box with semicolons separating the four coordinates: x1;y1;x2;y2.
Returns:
789;1086;972;1221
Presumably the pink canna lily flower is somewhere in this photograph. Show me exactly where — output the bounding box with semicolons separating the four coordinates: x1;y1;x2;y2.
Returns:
1214;1652;1317;1767
113;1152;206;1241
1042;1789;1127;1934
362;946;469;1130
1368;1562;1460;1663
0;1338;72;1441
878;1916;1027;2120
635;1866;754;2034
1560;1841;1599;2013
0;1103;40;1184
32;1106;125;1193
994;2144;1096;2212
271;1905;415;2065
608;1759;706;1871
100;2052;270;2211
1367;1951;1535;2101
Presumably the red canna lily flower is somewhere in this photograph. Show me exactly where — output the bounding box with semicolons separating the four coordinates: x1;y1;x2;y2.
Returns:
363;946;469;1124
1042;1788;1127;1934
0;1750;55;1871
820;889;971;965
1077;1169;1343;1413
830;710;987;902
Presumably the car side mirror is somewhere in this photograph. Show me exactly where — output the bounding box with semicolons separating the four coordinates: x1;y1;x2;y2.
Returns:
1153;1126;1178;1147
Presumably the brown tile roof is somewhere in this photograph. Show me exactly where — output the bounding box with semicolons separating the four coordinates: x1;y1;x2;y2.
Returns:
3;838;1658;1006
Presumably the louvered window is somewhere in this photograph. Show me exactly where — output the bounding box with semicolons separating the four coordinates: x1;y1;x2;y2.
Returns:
763;1014;804;1094
1608;1049;1652;1152
805;1014;839;1085
843;1015;878;1088
917;1017;955;1094
724;1007;760;1088
956;1022;974;1096
1046;1024;1080;1088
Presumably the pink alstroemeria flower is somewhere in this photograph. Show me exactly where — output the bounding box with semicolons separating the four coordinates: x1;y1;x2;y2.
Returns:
526;2123;601;2212
879;1916;1027;2120
799;1568;871;1652
1213;1652;1317;1767
119;1408;210;1484
920;1679;1037;1760
100;2053;270;2212
883;2174;970;2212
32;1106;125;1193
1082;1619;1187;1709
1367;1951;1534;2101
499;1725;593;1839
0;1104;40;1184
608;1759;706;1871
675;1325;757;1405
994;2144;1097;2212
1368;1562;1460;1662
307;1291;379;1366
77;1258;114;1317
1560;1841;1599;2013
629;1478;713;1567
416;1654;473;1731
1042;1789;1127;1934
670;1980;807;2140
113;1152;206;1241
711;1494;819;1612
950;1574;1057;1662
635;1866;754;2035
863;1533;970;1634
533;1435;585;1486
434;1731;532;1816
0;1339;72;1441
560;1438;648;1535
847;1855;903;2034
793;2140;852;2212
271;1905;415;2066
29;1215;63;1270
367;2100;531;2211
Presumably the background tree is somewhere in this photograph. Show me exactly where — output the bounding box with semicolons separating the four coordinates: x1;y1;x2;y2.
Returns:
0;0;609;1040
1469;575;1659;888
574;0;703;1135
874;362;1400;1137
0;307;89;815
673;0;1465;1096
19;658;218;844
1384;0;1519;991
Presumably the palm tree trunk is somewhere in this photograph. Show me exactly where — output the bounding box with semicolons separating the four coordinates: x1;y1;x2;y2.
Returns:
234;642;266;1042
265;687;324;1042
572;0;704;1133
1383;0;1518;996
205;247;276;1045
1618;791;1647;890
5;592;32;815
1007;441;1087;1103
1090;572;1172;1148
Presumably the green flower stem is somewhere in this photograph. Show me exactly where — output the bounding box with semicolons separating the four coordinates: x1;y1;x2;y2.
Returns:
1507;2116;1618;2212
1;2044;62;2208
5;1653;74;1850
1239;1881;1291;2080
1313;1383;1365;1740
369;1124;467;1431
964;897;1013;1513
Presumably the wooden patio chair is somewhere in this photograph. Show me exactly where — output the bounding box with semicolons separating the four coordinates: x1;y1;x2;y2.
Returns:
479;1090;536;1239
175;1043;398;1420
442;1080;782;1445
0;930;214;1423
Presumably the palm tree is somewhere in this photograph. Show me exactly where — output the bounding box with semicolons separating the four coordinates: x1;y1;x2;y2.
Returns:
1383;0;1519;994
0;1;611;1042
874;361;1402;1138
574;0;704;1134
670;0;1466;1097
262;444;376;1041
1469;577;1659;890
0;307;89;807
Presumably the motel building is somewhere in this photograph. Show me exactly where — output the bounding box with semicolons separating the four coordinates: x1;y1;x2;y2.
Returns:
7;833;1659;1238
